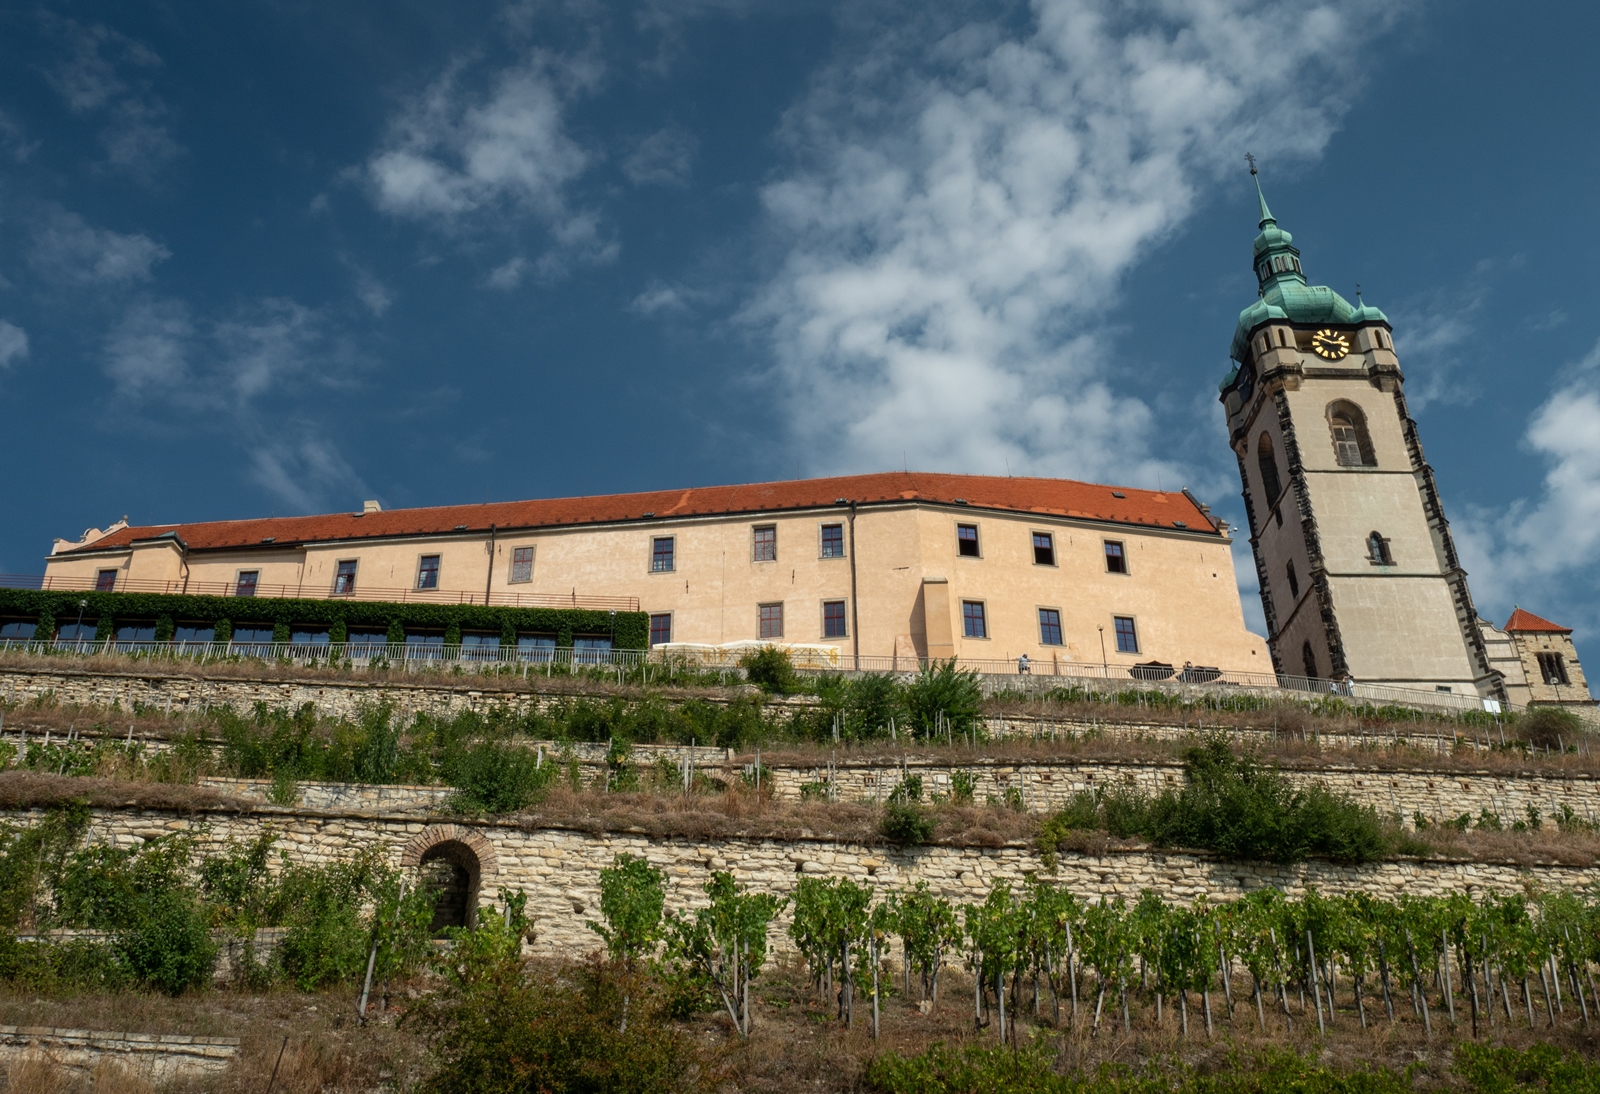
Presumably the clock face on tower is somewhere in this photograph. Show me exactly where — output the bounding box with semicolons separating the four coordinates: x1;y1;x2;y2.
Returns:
1235;362;1254;401
1311;329;1351;360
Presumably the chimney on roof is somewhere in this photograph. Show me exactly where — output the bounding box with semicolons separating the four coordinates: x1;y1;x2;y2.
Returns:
362;500;382;514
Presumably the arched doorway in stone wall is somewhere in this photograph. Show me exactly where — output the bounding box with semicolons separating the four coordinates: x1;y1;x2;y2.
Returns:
401;824;498;936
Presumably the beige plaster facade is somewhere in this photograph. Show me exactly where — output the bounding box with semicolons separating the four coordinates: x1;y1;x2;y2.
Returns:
40;474;1271;672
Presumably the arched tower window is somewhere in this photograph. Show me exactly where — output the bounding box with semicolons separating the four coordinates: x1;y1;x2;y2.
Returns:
1326;401;1376;467
1302;640;1318;680
1367;531;1392;565
1256;433;1282;502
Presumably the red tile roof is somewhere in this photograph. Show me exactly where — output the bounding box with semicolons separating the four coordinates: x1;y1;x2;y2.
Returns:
1504;608;1571;633
58;471;1220;555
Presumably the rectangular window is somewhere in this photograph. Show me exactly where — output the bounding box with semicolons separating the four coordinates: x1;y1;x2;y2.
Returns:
1113;615;1139;653
517;634;556;662
333;560;358;595
1032;532;1055;566
759;602;784;639
651;536;675;573
290;627;330;647
962;600;987;639
1038;608;1063;646
416;555;441;590
957;523;980;557
173;624;215;647
509;546;534;584
1537;652;1571;686
823;600;847;639
0;621;36;640
346;630;389;652
1104;541;1128;574
820;523;845;558
752;525;777;562
235;570;259;597
574;636;613;664
649;613;673;646
461;633;500;660
94;569;118;592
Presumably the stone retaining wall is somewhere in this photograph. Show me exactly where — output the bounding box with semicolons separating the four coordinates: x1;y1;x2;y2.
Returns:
46;802;1600;959
205;753;1600;829
0;1025;237;1083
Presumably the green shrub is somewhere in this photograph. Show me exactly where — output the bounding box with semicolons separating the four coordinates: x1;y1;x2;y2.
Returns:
905;660;983;739
1518;706;1586;749
740;645;800;694
1036;737;1390;866
413;895;705;1094
881;802;935;845
115;888;217;995
445;741;556;814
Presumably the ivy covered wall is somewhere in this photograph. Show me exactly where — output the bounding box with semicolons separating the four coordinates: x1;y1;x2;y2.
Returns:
0;589;648;650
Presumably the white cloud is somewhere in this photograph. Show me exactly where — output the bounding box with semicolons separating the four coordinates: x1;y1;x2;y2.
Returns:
0;320;28;367
214;299;324;403
747;0;1397;482
623;124;697;186
1456;340;1600;633
366;53;598;226
42;17;180;180
630;281;692;315
29;207;169;285
105;299;192;395
248;433;370;514
487;257;528;289
0;109;37;162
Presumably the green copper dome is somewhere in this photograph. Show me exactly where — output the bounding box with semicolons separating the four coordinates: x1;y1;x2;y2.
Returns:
1226;172;1387;366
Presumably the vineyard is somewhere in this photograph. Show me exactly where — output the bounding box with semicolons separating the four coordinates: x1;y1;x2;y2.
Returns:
581;854;1600;1048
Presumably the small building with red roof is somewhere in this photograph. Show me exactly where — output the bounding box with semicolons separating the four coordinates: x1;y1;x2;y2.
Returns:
1479;608;1594;711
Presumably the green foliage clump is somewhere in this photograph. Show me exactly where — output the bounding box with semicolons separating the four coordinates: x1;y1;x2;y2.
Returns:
413;895;706;1094
444;740;557;815
1037;737;1390;866
740;645;800;695
589;853;666;969
1517;706;1586;749
905;660;983;739
881;801;935;845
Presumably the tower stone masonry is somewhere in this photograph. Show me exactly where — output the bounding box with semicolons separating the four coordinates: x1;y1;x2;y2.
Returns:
1219;171;1498;699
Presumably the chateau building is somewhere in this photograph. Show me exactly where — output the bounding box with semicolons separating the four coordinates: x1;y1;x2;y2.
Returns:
40;471;1271;673
1479;608;1594;712
1220;169;1500;698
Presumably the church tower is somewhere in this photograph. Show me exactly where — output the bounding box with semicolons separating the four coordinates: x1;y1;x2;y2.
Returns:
1220;167;1500;699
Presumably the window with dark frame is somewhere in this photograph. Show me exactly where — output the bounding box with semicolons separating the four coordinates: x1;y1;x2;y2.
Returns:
1537;652;1571;686
957;524;980;557
1285;561;1300;600
820;523;845;558
1104;541;1127;574
651;536;675;573
94;569;117;592
1302;641;1318;679
649;613;672;646
1032;532;1055;566
1367;532;1392;565
1038;608;1063;646
1257;433;1282;502
235;571;259;597
759;602;784;639
962;600;987;639
752;525;777;562
1113;615;1138;653
823;600;847;638
510;546;534;583
333;560;358;595
417;555;441;590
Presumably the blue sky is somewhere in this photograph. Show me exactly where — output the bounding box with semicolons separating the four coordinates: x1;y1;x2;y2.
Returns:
4;1;1600;655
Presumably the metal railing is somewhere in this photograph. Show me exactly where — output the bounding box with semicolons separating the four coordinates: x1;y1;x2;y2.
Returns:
0;573;639;613
0;636;1507;715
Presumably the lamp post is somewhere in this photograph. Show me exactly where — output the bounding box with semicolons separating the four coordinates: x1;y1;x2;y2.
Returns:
74;599;88;652
1098;625;1107;677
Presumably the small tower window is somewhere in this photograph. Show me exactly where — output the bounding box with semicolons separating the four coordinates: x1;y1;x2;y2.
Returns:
1367;532;1393;565
1537;652;1570;686
1302;641;1318;680
1277;329;1287;347
1285;561;1299;600
1327;401;1377;467
1256;432;1282;502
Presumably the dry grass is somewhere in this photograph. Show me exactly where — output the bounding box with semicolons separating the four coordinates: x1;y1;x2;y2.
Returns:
1406;823;1600;867
0;771;240;812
